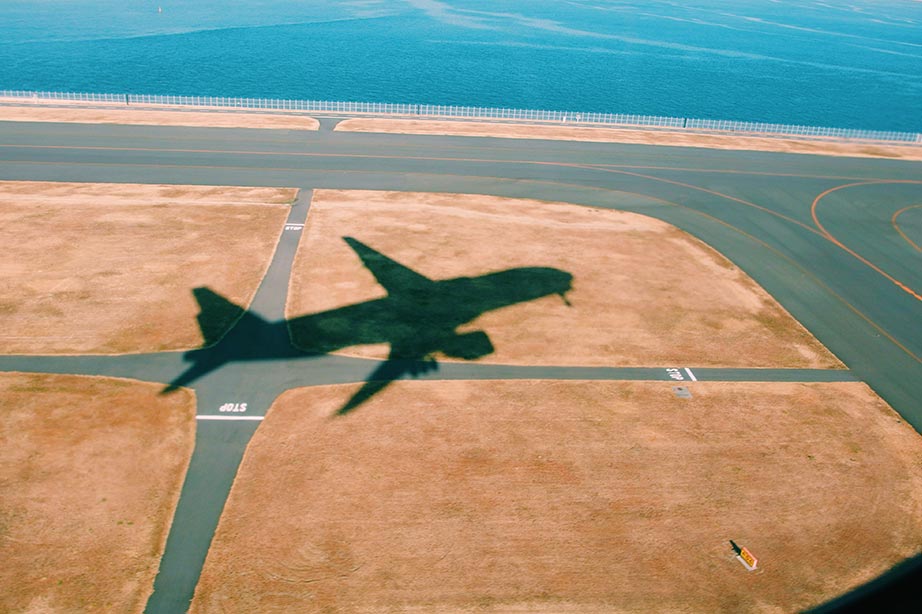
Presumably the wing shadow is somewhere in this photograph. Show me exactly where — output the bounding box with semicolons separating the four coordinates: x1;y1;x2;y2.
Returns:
165;236;573;415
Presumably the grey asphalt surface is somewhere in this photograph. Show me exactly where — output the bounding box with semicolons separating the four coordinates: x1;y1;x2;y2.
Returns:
0;119;920;612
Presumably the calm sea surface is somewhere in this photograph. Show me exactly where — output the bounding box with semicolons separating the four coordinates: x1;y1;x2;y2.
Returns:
1;0;920;131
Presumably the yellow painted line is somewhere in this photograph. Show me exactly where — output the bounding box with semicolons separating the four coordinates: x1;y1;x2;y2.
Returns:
580;163;824;236
613;186;922;364
892;204;922;253
0;142;831;236
590;162;877;181
811;181;922;302
0;140;911;182
3;146;919;362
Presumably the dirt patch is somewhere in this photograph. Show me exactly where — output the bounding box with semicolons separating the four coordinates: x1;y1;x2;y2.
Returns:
190;379;922;613
0;181;295;354
286;190;839;368
0;372;196;614
0;104;319;130
336;118;922;161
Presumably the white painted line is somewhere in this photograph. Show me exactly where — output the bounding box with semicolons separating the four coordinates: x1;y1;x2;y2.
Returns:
196;415;264;421
284;223;304;230
684;367;698;381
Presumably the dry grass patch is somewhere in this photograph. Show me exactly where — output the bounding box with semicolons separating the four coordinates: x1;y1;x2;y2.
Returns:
337;118;922;161
287;190;838;368
0;181;296;354
190;380;922;613
336;118;922;161
0;104;319;130
0;372;195;613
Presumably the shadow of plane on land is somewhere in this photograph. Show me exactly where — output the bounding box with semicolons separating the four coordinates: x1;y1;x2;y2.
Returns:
164;237;573;415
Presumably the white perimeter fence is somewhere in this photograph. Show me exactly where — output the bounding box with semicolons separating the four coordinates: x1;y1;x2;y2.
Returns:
2;89;921;144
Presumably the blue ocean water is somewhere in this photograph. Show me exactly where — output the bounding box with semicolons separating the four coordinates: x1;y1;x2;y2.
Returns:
1;0;920;131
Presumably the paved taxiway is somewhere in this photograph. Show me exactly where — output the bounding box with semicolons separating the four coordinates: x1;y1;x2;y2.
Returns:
2;120;918;412
0;119;920;612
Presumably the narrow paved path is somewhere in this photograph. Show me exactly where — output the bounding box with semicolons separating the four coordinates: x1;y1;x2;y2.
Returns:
143;190;311;612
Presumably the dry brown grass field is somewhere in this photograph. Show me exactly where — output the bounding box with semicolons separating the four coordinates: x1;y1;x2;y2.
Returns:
287;190;839;368
0;181;295;354
336;118;922;161
0;373;196;613
190;380;922;613
0;104;320;130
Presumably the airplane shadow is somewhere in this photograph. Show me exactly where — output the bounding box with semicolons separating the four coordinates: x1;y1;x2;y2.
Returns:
164;236;573;415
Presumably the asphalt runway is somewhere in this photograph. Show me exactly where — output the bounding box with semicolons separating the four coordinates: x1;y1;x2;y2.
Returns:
1;119;920;612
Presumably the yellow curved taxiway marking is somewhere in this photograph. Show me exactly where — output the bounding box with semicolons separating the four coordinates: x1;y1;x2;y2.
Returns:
811;180;922;302
892;204;922;253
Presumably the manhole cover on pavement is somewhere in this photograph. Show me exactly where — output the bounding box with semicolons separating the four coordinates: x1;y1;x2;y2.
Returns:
673;386;692;398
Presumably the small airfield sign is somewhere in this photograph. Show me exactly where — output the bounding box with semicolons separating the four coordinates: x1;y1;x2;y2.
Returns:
730;540;758;571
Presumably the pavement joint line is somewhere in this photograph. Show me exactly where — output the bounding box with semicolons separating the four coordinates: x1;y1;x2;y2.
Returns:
578;162;824;237
0;141;912;185
0;136;901;182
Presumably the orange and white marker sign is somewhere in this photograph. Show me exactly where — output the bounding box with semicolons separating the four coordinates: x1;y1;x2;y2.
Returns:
738;546;758;570
730;540;758;571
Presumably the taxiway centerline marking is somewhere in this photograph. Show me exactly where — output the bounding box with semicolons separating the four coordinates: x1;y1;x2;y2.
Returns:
4;143;918;363
811;180;922;302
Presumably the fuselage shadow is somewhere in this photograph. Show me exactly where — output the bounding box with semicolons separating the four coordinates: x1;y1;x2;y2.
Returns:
164;236;573;415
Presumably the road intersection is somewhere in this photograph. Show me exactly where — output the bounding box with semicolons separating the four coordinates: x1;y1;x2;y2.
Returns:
1;119;919;611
